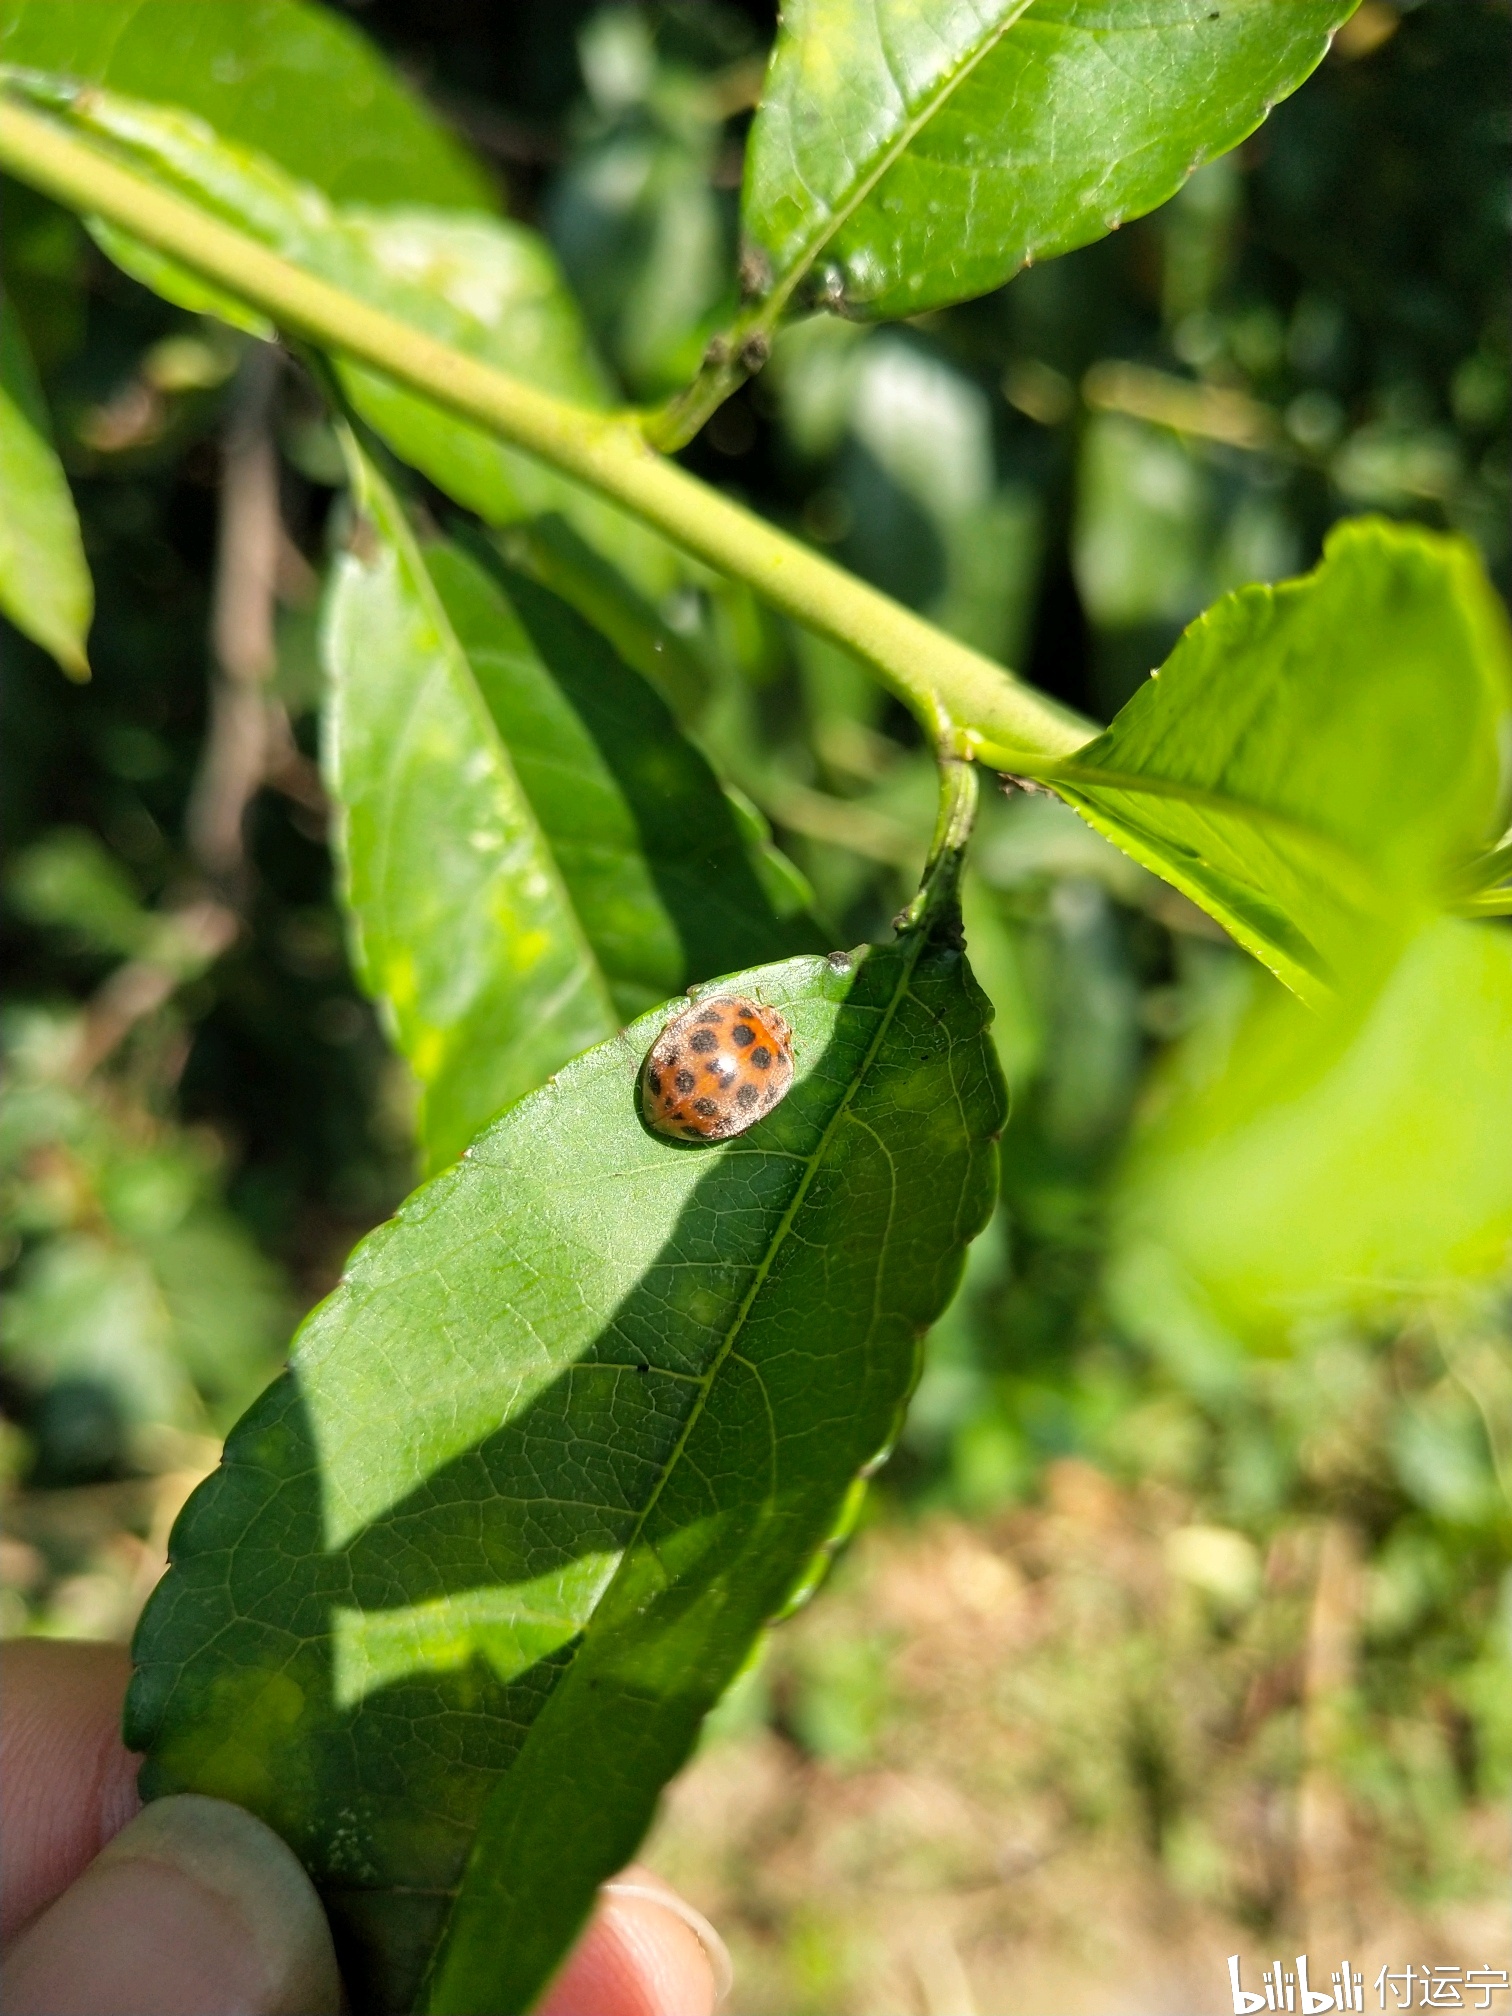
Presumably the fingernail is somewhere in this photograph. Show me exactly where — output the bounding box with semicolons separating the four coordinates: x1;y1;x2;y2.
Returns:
2;1793;341;2015
601;1881;734;2008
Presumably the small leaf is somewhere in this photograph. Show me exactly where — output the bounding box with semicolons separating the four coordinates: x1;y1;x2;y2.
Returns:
323;445;821;1169
1046;519;1512;999
6;827;148;954
127;923;1005;2014
744;0;1353;320
0;287;90;675
0;0;492;208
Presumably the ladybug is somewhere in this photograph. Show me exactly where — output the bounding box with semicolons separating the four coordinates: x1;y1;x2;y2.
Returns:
642;994;795;1141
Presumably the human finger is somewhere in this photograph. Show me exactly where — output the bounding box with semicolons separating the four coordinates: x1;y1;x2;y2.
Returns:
1;1792;342;2016
536;1862;728;2016
0;1640;141;1941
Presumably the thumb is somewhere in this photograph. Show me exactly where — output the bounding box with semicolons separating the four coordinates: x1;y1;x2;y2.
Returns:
1;1794;341;2016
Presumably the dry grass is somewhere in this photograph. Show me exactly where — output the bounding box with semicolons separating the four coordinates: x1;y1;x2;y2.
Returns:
645;1465;1510;2015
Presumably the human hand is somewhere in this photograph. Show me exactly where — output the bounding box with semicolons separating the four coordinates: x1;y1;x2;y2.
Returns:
1;1640;725;2015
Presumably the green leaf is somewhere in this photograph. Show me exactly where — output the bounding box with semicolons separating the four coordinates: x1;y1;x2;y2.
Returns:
324;446;821;1170
0;285;90;675
0;0;491;208
6;826;150;955
548;102;733;399
1046;518;1512;1000
126;921;1005;2014
495;514;710;723
744;0;1353;320
326;209;672;583
1114;916;1512;1343
2;1234;195;1426
5;76;680;588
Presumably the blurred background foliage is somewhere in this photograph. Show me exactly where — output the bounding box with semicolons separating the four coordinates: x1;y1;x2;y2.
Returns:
1;0;1509;2000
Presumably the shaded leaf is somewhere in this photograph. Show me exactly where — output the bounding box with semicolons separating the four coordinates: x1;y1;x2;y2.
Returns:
546;77;733;398
1046;519;1512;999
744;0;1352;320
0;0;491;208
323;446;820;1170
495;513;710;722
127;923;1005;2014
0;286;90;674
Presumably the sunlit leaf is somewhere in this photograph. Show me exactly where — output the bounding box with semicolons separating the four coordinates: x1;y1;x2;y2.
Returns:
323;445;820;1170
1115;916;1512;1339
0;287;90;675
127;920;1005;2014
744;0;1353;320
1047;519;1512;999
0;0;491;208
2;77;678;587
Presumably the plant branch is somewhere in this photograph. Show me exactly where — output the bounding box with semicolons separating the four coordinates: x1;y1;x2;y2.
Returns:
186;343;283;885
0;92;1093;771
67;899;238;1083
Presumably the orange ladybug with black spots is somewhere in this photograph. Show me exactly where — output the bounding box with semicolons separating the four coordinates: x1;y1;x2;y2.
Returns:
642;994;794;1141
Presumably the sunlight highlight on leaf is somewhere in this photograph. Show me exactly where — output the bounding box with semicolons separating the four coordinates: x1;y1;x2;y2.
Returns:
128;929;1004;2013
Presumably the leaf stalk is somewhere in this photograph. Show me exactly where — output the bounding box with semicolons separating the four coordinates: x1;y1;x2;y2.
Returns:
896;755;978;933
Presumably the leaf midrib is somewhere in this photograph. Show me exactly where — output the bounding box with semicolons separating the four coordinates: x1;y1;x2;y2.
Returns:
1050;764;1392;914
758;0;1039;310
429;928;934;1951
623;937;922;1543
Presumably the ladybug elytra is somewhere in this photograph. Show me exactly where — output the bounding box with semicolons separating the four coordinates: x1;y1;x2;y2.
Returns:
642;994;795;1141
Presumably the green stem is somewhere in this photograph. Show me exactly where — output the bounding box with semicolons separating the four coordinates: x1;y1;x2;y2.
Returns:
897;756;978;933
0;92;1092;770
642;304;779;452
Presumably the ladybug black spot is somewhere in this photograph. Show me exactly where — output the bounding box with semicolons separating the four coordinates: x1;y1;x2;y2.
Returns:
731;1022;756;1047
750;1046;772;1070
689;1028;719;1055
674;1068;696;1095
691;1096;719;1118
692;1005;724;1025
735;1082;759;1109
647;1069;663;1095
